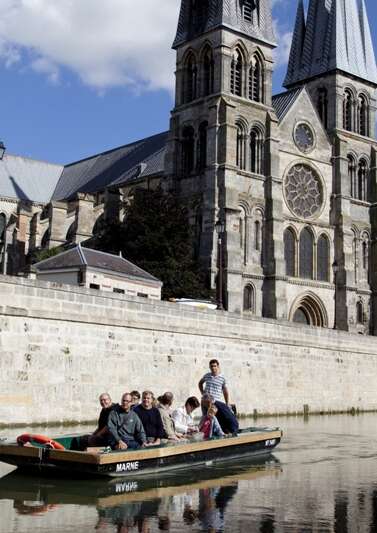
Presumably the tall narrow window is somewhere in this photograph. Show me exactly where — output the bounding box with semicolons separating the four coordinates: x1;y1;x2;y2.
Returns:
254;220;260;251
186;54;197;103
239;207;247;264
357;301;364;323
243;285;255;312
236;124;246;170
198;121;208;171
343;89;353;132
317;88;328;129
317;234;330;282
352;231;358;284
203;47;214;96
182;126;195;175
358;159;368;201
249;55;263;102
250;126;264;174
348;155;357;198
299;227;314;280
284;228;296;277
358;94;368;136
361;234;369;271
231;50;242;96
0;213;5;245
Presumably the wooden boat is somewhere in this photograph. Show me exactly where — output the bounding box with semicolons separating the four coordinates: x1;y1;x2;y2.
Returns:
0;426;282;478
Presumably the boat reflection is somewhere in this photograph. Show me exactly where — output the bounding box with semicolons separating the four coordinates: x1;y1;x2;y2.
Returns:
0;455;281;530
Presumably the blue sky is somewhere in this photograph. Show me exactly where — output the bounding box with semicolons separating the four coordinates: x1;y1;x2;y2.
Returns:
0;0;376;164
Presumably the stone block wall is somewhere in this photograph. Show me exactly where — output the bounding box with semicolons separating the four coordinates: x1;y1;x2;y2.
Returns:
1;274;377;426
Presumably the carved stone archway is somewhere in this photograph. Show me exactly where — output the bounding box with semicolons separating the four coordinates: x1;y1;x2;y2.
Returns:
289;292;328;328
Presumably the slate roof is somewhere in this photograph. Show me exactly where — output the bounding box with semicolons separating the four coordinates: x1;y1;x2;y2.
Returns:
272;87;304;121
284;0;377;87
52;131;168;201
173;0;276;49
0;154;63;203
34;245;162;284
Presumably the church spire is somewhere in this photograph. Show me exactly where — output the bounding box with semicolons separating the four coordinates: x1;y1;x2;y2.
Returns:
284;0;377;88
173;0;276;50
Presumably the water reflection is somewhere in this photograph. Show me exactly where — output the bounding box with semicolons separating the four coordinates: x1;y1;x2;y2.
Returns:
0;456;280;532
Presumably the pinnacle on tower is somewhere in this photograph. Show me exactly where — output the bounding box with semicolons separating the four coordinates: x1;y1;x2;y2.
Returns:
284;0;377;88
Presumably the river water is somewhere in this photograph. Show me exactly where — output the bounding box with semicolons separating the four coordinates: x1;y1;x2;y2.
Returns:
1;414;377;532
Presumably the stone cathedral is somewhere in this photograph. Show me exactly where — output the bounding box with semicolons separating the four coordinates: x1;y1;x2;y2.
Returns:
0;0;377;334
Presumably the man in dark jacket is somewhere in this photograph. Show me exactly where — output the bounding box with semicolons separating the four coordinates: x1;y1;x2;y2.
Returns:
201;393;239;435
134;391;165;445
107;393;147;450
88;392;118;447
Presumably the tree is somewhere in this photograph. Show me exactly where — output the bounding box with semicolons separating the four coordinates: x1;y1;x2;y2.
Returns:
93;187;212;300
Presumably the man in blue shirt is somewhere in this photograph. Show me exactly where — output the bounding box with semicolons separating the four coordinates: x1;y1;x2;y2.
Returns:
198;359;230;404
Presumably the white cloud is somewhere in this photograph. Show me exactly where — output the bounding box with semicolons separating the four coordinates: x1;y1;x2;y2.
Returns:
273;29;293;67
0;0;180;91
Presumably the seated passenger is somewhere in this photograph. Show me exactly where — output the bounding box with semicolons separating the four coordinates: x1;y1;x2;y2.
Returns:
199;405;224;439
172;396;200;435
107;393;147;450
157;392;183;441
201;393;239;435
134;391;165;445
88;393;118;447
130;390;141;409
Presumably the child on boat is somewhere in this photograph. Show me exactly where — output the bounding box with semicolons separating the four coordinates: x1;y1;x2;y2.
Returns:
199;405;224;439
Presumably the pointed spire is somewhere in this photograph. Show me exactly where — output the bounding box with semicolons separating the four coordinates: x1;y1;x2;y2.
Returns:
173;0;276;49
284;0;306;87
284;0;377;88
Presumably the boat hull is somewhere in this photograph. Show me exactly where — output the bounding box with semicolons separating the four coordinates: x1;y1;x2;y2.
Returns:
0;428;282;478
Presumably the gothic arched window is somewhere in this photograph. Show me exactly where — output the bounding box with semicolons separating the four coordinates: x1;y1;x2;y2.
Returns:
299;227;314;279
182;126;195;175
203;47;214;97
358;158;368;201
317;234;330;282
231;50;243;96
358;94;369;137
236;123;246;170
284;227;296;277
249;55;263;102
250;126;264;174
348;154;357;198
351;230;358;284
185;53;197;103
317;88;328;129
343;89;353;132
243;284;255;312
198;121;208;171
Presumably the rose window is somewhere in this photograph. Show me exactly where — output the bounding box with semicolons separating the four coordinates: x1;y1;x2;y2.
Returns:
284;164;323;219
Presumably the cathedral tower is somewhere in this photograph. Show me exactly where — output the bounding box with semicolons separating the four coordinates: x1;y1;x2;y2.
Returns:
284;0;377;333
165;0;282;314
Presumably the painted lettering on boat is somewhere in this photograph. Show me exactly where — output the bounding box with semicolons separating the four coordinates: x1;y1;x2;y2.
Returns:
116;461;140;473
265;439;276;447
115;481;138;493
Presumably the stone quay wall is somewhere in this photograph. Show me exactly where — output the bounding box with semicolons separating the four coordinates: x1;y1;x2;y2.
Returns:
1;274;377;426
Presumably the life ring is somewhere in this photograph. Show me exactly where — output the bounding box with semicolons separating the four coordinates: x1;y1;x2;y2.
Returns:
17;433;65;450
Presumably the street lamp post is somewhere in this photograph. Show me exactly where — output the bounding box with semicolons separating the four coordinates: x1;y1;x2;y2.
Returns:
332;260;339;330
215;219;225;310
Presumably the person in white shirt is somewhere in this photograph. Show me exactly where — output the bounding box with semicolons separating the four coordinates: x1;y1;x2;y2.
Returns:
172;396;200;434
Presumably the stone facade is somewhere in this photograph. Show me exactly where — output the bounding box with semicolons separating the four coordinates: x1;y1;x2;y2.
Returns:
1;275;377;426
0;0;377;335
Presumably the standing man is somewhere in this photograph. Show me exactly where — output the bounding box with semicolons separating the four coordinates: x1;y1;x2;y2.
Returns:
107;392;147;450
198;359;230;405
